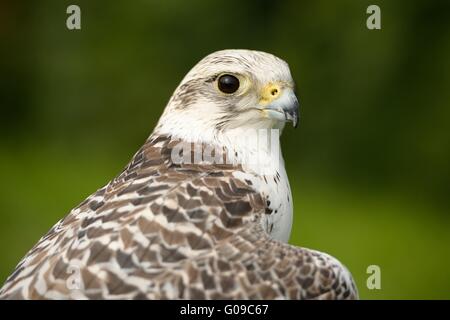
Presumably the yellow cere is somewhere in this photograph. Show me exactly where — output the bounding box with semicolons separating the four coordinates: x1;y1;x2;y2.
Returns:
259;83;282;106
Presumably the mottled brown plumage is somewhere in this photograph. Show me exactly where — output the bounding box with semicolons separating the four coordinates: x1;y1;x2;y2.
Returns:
0;135;356;299
0;49;358;300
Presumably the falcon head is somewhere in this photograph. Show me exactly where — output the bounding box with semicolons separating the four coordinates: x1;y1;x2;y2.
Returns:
156;49;299;142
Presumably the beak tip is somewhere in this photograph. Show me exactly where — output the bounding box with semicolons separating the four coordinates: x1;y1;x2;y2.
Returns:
293;116;299;128
289;110;299;129
290;97;300;129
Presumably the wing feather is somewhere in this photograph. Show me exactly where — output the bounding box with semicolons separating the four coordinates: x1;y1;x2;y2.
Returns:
0;135;357;299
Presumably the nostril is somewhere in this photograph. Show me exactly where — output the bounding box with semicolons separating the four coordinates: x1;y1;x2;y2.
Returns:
271;88;279;96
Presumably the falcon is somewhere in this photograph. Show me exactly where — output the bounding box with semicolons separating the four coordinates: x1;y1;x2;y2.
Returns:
0;49;358;299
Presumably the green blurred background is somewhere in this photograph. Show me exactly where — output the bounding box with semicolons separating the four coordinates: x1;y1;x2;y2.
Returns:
1;0;449;299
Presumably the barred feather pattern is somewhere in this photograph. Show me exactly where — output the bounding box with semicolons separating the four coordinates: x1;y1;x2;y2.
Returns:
0;134;357;299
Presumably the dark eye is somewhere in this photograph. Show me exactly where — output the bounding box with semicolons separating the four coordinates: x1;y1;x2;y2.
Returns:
218;74;240;94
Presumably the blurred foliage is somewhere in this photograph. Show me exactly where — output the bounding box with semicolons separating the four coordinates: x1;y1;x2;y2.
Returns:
0;0;449;299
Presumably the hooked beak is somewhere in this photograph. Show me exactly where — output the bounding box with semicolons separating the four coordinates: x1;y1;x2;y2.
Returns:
260;87;300;128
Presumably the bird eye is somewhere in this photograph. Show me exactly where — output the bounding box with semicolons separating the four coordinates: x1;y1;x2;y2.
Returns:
217;74;240;94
